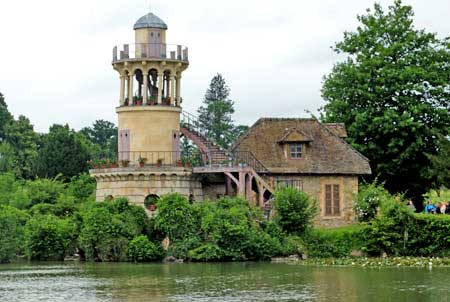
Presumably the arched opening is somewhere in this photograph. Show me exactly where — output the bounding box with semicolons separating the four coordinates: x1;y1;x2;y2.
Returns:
144;194;159;211
147;68;159;105
133;69;143;105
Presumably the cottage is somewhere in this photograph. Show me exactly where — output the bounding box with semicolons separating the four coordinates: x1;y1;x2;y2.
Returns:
233;118;371;226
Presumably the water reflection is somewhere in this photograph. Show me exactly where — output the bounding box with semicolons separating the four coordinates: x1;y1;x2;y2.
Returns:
0;262;449;302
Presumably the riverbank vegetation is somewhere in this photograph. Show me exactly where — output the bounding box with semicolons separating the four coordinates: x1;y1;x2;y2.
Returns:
2;173;450;264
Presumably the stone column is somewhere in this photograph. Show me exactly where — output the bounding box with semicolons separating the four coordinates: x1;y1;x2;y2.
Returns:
119;74;125;105
142;72;148;105
176;74;181;106
128;73;134;102
170;74;176;106
157;72;163;104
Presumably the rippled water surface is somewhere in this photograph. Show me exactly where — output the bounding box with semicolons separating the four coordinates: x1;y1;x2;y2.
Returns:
1;262;450;302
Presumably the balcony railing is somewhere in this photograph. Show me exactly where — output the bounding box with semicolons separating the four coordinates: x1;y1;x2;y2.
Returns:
89;150;268;173
113;43;188;62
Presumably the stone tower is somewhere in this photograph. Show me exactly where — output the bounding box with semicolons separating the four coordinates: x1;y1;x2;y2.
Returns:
113;13;189;163
91;12;201;208
91;12;274;211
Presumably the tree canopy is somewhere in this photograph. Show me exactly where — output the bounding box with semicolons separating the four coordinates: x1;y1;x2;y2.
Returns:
320;0;450;199
36;124;90;180
197;74;248;150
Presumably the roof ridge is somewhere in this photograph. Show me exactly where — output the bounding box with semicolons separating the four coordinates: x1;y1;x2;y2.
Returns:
315;120;371;164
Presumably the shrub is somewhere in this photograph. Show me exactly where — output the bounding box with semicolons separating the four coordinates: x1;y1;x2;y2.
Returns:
305;225;364;258
281;235;305;256
78;198;151;262
66;173;96;203
154;193;200;241
244;229;282;260
188;243;225;262
354;182;391;222
360;197;415;256
273;187;318;235
25;178;66;207
77;205;128;261
0;205;28;263
167;236;202;259
128;235;164;262
25;214;75;260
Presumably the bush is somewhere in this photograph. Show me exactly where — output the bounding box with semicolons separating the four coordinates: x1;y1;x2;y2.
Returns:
77;198;151;262
354;181;392;222
188;243;225;262
360;197;416;256
273;187;318;235
66;173;96;203
25;178;66;207
280;235;305;256
25;214;75;260
305;225;364;258
154;193;200;241
0;205;28;263
128;235;164;262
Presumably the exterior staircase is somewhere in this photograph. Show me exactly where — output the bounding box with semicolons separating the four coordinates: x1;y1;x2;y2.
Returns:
180;111;275;205
180;111;229;165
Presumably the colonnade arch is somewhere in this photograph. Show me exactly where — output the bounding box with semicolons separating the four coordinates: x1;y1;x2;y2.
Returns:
118;65;182;107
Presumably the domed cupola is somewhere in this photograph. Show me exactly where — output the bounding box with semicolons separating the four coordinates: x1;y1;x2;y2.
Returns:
133;12;168;30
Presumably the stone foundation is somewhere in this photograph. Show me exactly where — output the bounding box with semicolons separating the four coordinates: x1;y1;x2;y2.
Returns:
90;166;203;208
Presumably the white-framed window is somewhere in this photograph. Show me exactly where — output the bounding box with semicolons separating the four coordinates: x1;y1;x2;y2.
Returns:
289;143;303;159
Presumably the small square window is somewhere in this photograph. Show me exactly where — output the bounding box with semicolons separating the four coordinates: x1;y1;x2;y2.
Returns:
289;143;302;158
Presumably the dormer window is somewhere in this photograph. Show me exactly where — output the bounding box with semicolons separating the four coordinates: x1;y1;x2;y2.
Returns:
278;128;312;160
290;143;303;159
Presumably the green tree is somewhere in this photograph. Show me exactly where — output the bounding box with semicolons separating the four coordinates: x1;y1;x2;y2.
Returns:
320;1;450;199
0;143;17;174
153;193;199;241
0;205;28;263
4;116;39;178
25;214;75;260
128;235;164;262
426;135;450;190
273;187;318;235
36;124;90;179
80;120;117;159
77;198;150;262
198;74;246;149
0;93;13;140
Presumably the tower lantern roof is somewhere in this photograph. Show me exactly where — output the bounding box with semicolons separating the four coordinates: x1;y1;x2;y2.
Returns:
133;12;168;30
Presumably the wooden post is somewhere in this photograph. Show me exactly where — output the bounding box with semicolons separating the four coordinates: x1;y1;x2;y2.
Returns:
226;175;233;196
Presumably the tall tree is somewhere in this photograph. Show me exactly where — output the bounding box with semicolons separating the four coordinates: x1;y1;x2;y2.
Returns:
426;135;450;190
320;1;450;199
36;124;90;180
197;74;236;150
4;116;39;179
80;120;117;159
0;93;13;140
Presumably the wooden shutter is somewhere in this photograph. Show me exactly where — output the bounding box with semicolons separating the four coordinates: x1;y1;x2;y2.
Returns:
119;129;130;160
333;184;340;215
325;184;332;216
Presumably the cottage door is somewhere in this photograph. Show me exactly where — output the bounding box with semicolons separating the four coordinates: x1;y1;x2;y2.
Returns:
118;129;130;161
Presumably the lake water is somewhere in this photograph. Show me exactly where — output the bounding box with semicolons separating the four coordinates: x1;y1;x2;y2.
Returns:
1;262;450;302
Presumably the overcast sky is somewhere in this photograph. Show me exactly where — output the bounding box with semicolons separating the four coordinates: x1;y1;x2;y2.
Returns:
0;0;449;133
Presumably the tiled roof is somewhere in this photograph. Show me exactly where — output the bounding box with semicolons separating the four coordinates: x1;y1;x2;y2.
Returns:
233;118;371;175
